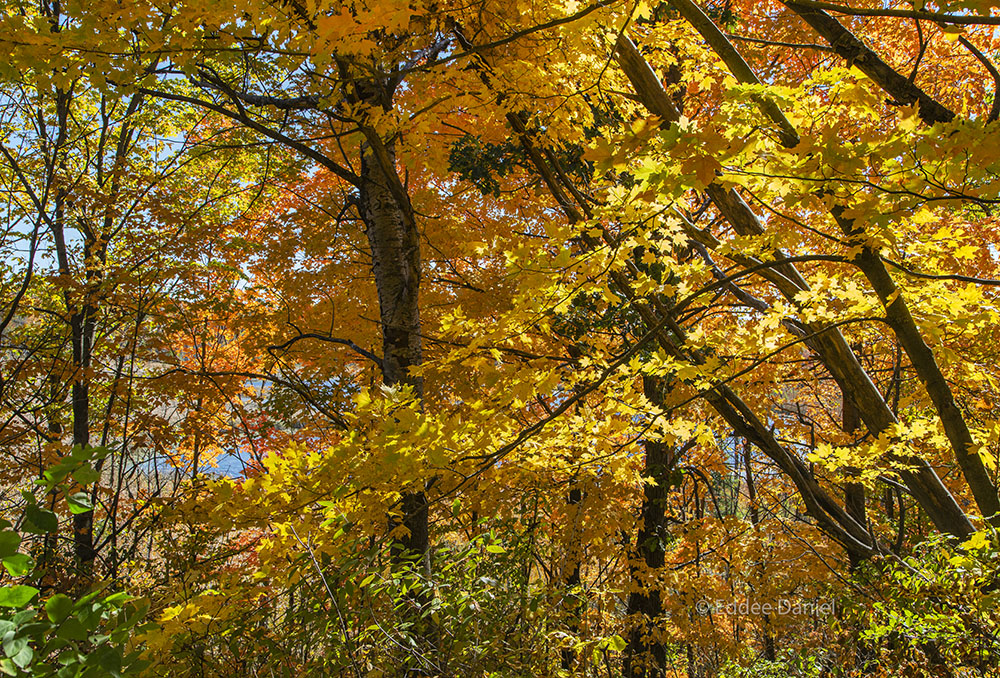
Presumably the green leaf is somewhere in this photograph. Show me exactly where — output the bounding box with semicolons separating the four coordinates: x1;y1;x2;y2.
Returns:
76;582;111;606
43;462;74;485
22;506;58;535
0;534;19;559
101;592;129;606
56;618;87;642
57;649;81;666
485;544;505;553
2;634;25;659
86;645;120;674
2;554;33;578
66;493;92;515
3;634;31;669
0;586;39;608
71;464;101;485
10;644;32;670
14;623;48;637
120;599;149;629
45;595;74;624
11;611;34;626
71;445;110;462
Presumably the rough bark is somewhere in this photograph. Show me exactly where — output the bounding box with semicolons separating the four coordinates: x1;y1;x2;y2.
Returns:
358;133;429;574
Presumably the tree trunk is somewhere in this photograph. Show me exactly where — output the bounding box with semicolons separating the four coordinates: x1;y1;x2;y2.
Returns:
357;109;434;677
560;484;583;672
623;377;676;678
842;384;866;572
742;439;776;662
359;134;428;574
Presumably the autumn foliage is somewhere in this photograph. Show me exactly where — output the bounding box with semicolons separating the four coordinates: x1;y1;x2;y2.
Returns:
2;0;1000;676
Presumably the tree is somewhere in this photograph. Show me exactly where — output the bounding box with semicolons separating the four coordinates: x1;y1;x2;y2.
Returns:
3;0;1000;676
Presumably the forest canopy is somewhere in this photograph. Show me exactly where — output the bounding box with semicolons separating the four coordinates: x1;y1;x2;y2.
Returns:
2;0;1000;676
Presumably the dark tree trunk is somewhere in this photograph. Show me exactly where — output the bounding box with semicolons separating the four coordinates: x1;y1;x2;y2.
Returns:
842;386;866;572
560;484;583;672
623;377;676;678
